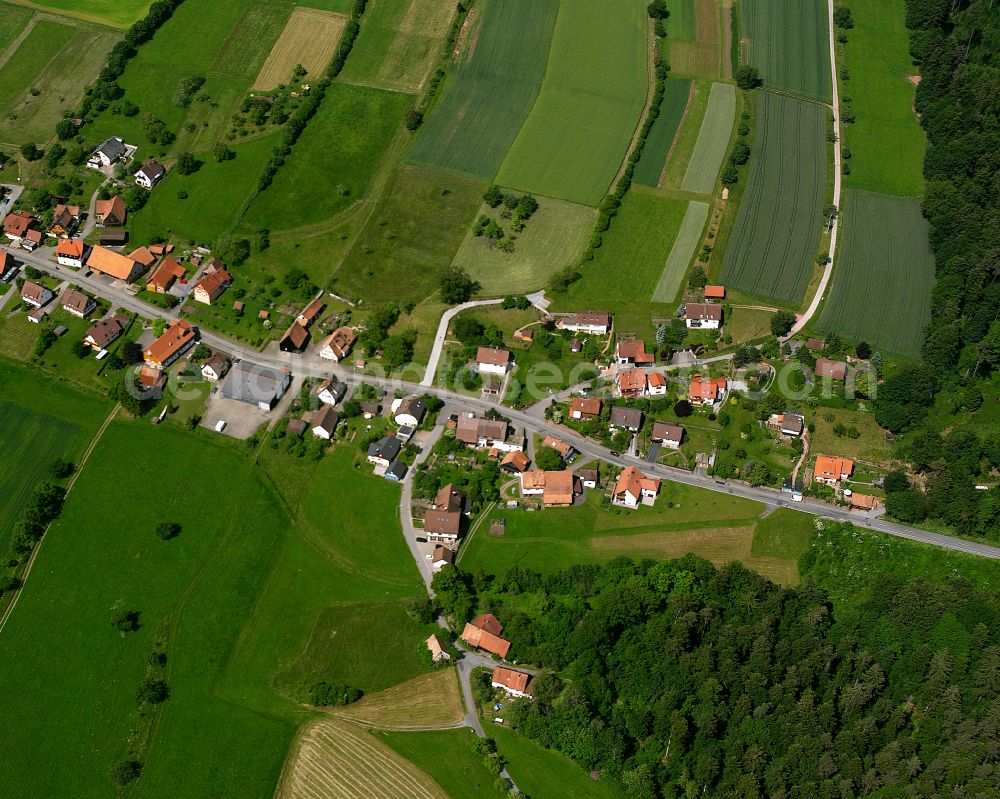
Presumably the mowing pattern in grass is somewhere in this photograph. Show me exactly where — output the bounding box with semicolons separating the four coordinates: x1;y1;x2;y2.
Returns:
4;0;151;27
651;200;710;302
720;92;826;303
840;0;925;197
244;84;409;230
451;195;594;295
495;0;648;206
252;7;346;90
332;671;464;730
379;729;510;799
818;189;933;357
339;0;456;92
0;5;32;53
742;0;832;102
634;77;692;187
680;81;735;194
407;0;558;180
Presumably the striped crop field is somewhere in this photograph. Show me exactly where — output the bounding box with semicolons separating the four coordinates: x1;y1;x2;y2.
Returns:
741;0;832;102
818;190;934;358
495;0;649;206
720;92;826;303
331;671;465;731
406;0;559;179
669;0;697;40
681;82;736;194
651;200;710;302
634;78;693;187
252;8;346;91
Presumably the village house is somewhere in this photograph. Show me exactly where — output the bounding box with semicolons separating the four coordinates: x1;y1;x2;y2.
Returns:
491;666;533;699
651;421;684;449
609;405;643;432
424;484;464;545
314;376;345;406
616;368;647;398
220;362;292;410
849;492;883;511
814;358;848;381
703;285;726;300
688;375;728;406
579;467;598;489
311;406;339;440
513;327;534;344
476;346;513;376
134;160;166;189
201;354;230;382
86;246;142;282
455;415;524;453
461;614;511;659
94;196;127;227
144;319;196;369
684;303;723;329
613;466;661;508
426;633;451;661
500;450;531;474
318;326;357;361
27;307;47;324
20;229;43;252
615;339;654;366
360;402;381;419
137;366;167;400
647;371;667;396
145;256;185;293
192;265;232;305
779;413;805;436
0;251;17;282
296;298;326;327
431;546;455;573
48;204;81;238
20;281;53;308
519;470;579;507
128;246;157;270
56;239;86;267
367;435;401;469
813;455;854;486
3;210;36;243
60;289;96;318
392;395;426;427
541;435;574;461
84;314;128;350
384;461;408;482
88;137;127;169
569;397;602;421
559;310;611;336
279;322;309;352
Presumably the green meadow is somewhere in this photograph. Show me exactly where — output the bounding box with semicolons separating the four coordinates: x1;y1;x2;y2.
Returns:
8;0;153;28
742;0;832;102
651;199;710;302
680;81;736;194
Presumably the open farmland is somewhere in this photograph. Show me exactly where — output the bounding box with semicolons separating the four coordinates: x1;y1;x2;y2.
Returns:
742;0;832;102
0;5;33;52
452;195;594;294
669;0;724;77
332;671;464;730
379;730;511;799
818;189;933;357
680;81;735;194
339;0;456;93
4;0;151;27
720;92;826;303
651;200;710;302
407;0;558;180
669;0;697;40
634;78;692;187
495;0;648;206
252;7;346;90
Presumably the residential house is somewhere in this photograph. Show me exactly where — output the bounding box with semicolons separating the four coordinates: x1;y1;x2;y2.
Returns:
476;347;513;376
86;246;142;282
849;492;882;511
541;435;574;460
559;311;611;336
513;327;534;344
88;137;127;168
779;413;805;436
491;667;533;699
21;281;52;308
684;303;723;329
134;160;166;189
145;256;185;293
806;338;826;351
3;210;36;242
579;467;598;489
615;339;654;366
461;615;511;659
84;314;127;350
144;319;196;369
455;416;523;453
609;406;643;432
314;376;345;406
519;470;579;507
366;435;401;469
279;322;309;352
137;366;167;400
500;450;530;474
392;395;426;427
318;326;357;361
0;251;17;282
311;406;339;440
220;362;292;410
616;369;647;398
647;371;667;396
128;246;157;269
426;633;451;661
651;421;684;449
56;239;86;267
149;242;173;257
813;455;854;486
360;402;381;419
613;466;661;508
384;460;408;482
424;484;463;544
296;298;325;327
60;289;96;318
703;285;726;300
48;204;81;238
94;196;126;227
569;397;601;421
20;229;43;251
201;354;230;382
814;358;848;381
689;375;727;406
192;266;232;305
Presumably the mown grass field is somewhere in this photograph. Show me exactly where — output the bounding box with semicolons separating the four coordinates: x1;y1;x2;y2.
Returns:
669;0;723;77
452;195;594;295
244;83;408;230
809;404;896;463
669;0;697;40
5;0;151;27
252;7;345;90
750;508;815;565
742;0;831;102
495;0;648;206
0;5;33;51
407;0;558;180
840;0;925;197
681;81;735;194
339;0;455;92
379;729;510;799
720;92;826;303
817;189;933;357
333;671;464;730
634;77;692;187
651;199;709;302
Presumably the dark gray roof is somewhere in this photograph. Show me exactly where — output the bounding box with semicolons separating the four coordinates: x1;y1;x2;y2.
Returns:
98;138;127;160
395;395;426;421
368;435;401;461
137;160;165;180
221;361;290;406
385;460;408;480
609;406;643;429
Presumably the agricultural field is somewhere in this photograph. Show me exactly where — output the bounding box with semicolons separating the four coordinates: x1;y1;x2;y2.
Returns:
244;84;409;230
0;17;118;146
741;0;832;102
634;78;692;187
0;4;33;52
332;671;464;730
379;729;510;799
4;0;151;27
451;195;594;295
495;0;648;206
839;0;925;197
668;0;697;40
720;92;826;303
651;199;710;302
669;0;724;77
749;508;816;565
407;0;559;180
252;7;346;90
680;81;735;194
818;190;933;357
339;0;456;93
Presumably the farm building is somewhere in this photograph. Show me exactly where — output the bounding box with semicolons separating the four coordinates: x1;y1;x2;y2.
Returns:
86;246;141;282
296;298;326;327
461;615;511;659
144;320;196;369
519;470;579;507
491;667;533;699
279;322;309;352
318;326;357;361
220;362;292;410
146;256;185;293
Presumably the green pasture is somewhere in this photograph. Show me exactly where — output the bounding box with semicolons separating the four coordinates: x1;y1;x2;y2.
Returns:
0;5;32;52
495;0;648;206
680;81;735;194
651;199;709;302
668;0;697;40
407;0;558;180
634;77;692;187
750;508;816;563
742;0;832;102
451;195;594;295
297;0;353;9
6;0;152;27
817;189;933;358
379;729;509;799
720;92;826;303
245;83;408;230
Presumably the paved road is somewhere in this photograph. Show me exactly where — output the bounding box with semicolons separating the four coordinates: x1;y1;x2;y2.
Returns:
399;417;447;590
421;297;504;386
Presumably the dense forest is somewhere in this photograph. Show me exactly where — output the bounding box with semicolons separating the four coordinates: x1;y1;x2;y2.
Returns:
436;554;1000;798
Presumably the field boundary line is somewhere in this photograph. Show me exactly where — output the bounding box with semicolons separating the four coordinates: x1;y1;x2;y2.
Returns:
0;12;41;72
657;80;696;188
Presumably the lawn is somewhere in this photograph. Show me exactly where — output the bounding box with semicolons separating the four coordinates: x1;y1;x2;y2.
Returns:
340;0;456;92
681;81;735;194
720;92;826;303
669;0;723;77
451;195;594;295
5;0;152;27
634;77;692;187
495;0;648;206
407;0;559;180
809;405;896;464
334;165;485;304
839;0;925;197
651;199;710;302
750;507;816;565
0;5;33;52
741;0;832;102
244;83;408;230
817;189;933;358
726;306;774;343
252;6;346;90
